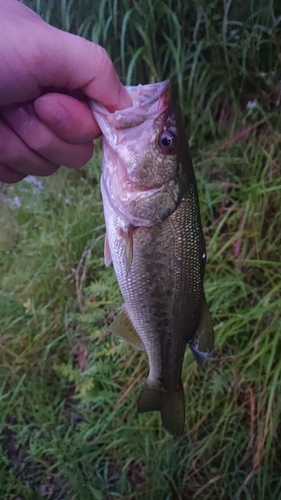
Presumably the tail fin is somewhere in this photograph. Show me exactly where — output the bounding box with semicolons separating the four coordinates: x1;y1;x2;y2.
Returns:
137;381;185;436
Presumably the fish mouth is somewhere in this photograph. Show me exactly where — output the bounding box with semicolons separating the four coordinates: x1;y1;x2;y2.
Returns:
126;80;171;109
89;80;171;130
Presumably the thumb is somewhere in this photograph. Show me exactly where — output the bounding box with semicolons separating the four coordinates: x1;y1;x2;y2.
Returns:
39;30;132;111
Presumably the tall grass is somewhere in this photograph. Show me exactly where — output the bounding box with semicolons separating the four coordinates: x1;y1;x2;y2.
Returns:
1;0;281;498
22;0;281;114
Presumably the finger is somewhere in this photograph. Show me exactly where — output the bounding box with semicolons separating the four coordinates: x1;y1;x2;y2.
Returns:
0;119;60;176
0;163;26;183
38;32;133;111
34;93;101;142
0;2;132;111
2;103;94;168
79;44;133;111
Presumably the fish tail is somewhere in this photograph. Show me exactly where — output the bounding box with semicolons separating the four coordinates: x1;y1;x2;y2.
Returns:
137;381;185;436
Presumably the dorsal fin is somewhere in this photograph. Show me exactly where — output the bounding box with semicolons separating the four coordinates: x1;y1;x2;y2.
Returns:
189;294;214;364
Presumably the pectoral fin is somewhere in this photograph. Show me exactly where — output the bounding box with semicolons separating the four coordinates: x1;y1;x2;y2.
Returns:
189;294;214;364
125;224;134;272
110;307;145;351
104;232;112;266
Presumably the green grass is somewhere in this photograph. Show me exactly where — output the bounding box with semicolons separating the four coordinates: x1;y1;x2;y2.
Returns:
1;0;281;498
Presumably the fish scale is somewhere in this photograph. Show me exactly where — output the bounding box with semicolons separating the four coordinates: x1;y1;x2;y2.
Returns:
89;80;214;435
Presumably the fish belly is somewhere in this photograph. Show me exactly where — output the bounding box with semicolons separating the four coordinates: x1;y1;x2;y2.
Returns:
103;179;203;383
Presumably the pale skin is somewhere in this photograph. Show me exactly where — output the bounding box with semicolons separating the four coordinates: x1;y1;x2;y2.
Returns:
0;0;132;183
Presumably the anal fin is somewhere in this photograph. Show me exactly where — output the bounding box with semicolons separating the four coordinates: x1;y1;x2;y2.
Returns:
110;307;145;351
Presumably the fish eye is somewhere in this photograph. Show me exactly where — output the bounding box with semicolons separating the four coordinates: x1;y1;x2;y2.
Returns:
158;131;177;154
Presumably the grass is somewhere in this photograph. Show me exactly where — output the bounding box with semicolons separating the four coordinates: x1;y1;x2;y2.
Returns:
1;0;281;498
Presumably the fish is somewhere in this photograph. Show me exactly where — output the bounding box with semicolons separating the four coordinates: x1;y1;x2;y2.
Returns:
89;80;214;436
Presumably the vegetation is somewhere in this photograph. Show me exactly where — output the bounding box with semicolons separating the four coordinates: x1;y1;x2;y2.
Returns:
1;0;281;498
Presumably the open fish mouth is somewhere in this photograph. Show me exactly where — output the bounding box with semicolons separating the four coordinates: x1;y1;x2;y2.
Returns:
125;80;170;108
89;80;171;130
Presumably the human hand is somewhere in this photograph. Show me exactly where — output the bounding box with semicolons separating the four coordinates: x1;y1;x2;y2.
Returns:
0;0;131;183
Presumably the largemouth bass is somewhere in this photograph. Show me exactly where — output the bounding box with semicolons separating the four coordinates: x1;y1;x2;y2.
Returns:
89;81;214;436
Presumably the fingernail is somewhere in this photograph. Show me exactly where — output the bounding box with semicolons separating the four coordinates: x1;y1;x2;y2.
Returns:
3;105;32;131
105;84;133;112
116;85;133;110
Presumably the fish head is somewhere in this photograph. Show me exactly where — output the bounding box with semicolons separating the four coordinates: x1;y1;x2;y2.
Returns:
90;81;183;225
109;80;178;188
